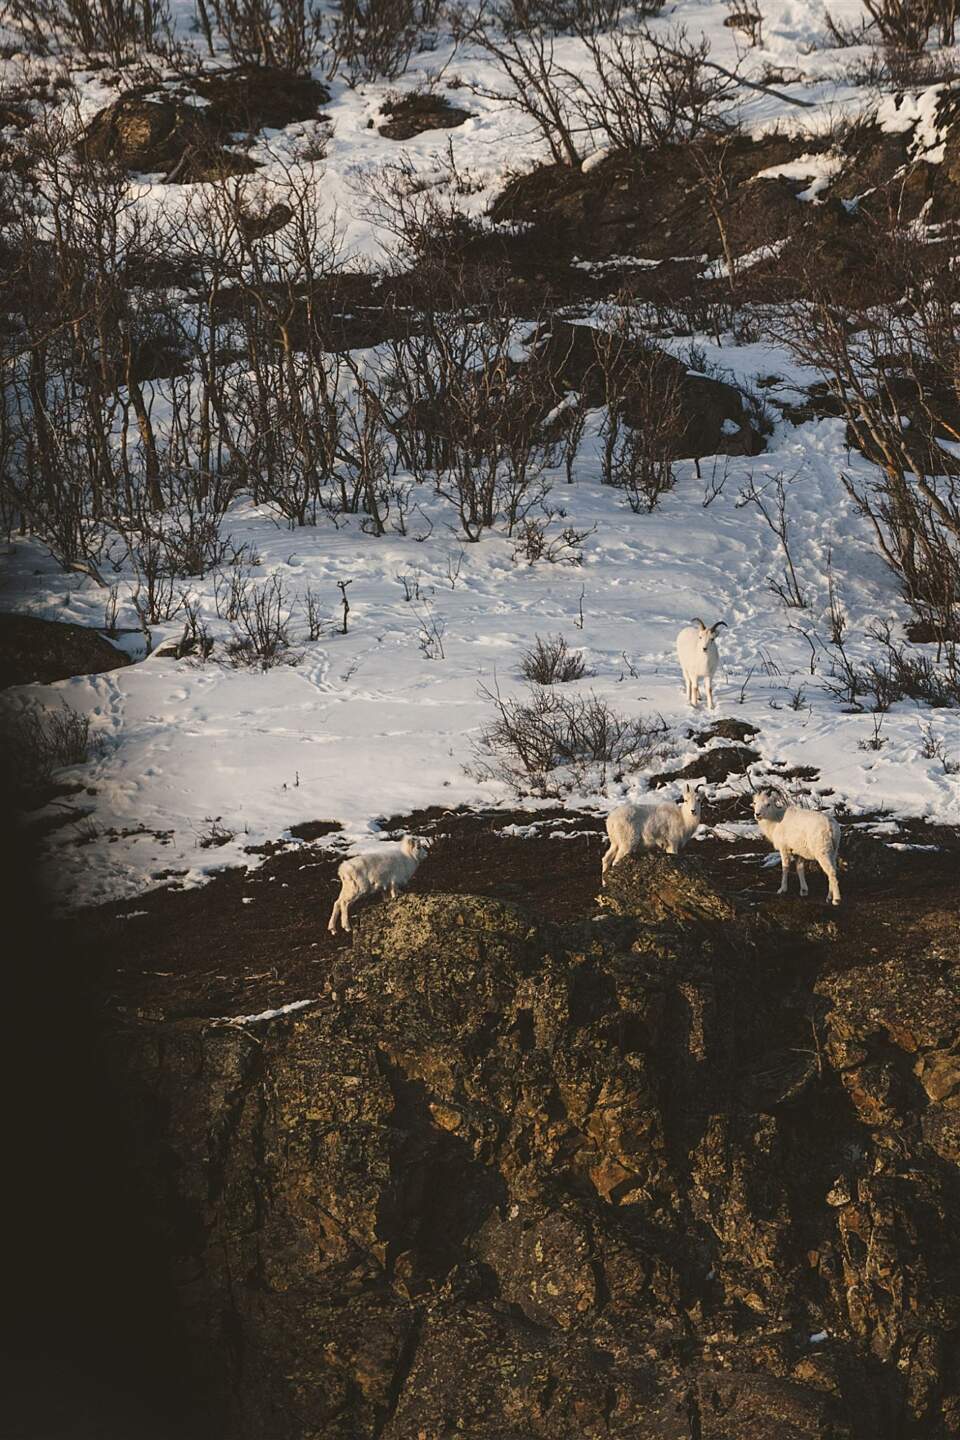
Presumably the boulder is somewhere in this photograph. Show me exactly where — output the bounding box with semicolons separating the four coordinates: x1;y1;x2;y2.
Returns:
82;95;257;181
0;612;130;688
378;93;473;141
536;321;766;458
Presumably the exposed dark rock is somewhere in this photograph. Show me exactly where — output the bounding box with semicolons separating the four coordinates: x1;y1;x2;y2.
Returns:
490;133;821;266
0;611;130;688
288;818;343;841
651;743;760;787
82;69;331;183
238;201;294;240
90;848;960;1437
379;91;473;140
691;718;760;746
536;321;766;458
188;65;330;133
82;94;258;181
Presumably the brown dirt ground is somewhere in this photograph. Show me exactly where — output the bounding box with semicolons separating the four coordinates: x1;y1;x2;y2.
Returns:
66;806;960;1025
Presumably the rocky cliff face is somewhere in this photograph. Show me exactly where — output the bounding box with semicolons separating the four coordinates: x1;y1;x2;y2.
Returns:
100;856;960;1438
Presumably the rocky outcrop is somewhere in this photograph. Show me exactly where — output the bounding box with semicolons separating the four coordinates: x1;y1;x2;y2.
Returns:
99;858;960;1438
0;612;130;688
378;93;473;141
82;95;258;182
536;321;766;458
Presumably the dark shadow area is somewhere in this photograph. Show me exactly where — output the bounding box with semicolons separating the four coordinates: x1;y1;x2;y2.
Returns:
1;770;216;1439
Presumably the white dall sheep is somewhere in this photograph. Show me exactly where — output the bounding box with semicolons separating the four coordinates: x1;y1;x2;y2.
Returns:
602;783;703;882
752;792;841;906
677;618;726;710
328;836;430;934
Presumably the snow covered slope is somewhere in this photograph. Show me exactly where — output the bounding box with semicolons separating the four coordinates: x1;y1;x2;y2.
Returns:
1;0;958;908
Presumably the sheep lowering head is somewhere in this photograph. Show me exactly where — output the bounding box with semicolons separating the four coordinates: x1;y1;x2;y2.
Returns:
601;782;703;882
328;835;431;933
677;618;726;709
752;791;841;905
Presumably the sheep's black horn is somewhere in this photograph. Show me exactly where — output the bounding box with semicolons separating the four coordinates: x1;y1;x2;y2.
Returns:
711;620;728;632
690;616;705;629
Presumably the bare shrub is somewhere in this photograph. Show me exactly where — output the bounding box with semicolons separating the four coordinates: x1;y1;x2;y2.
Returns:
471;682;668;796
227;574;295;668
416;601;446;659
2;701;100;796
214;564;254;622
823;621;959;710
861;0;947;52
736;471;807;608
197;815;235;848
603;422;677;513
208;0;324;70
860;620;959;708
497;0;663;37
371;296;558;542
4;0;172;63
335;373;394;535
511;514;593;564
171;162;345;526
129;535;187;627
724;0;763;47
572;25;742;156
919;720;960;772
595;321;685;512
519;634;588;683
304;587;326;641
456;16;582;165
167;598;215;661
778;241;960;650
327;0;440;83
357;156;485;264
463;18;741;167
858;713;887;750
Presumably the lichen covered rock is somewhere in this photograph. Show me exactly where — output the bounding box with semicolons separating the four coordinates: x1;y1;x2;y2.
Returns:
101;868;960;1437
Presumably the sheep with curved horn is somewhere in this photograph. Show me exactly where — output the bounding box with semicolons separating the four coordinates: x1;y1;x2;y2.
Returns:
677;618;726;710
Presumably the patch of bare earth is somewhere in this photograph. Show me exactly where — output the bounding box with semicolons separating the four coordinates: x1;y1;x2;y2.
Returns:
65;803;959;1023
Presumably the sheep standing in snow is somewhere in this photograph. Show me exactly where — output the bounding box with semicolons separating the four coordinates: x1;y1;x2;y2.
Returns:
677;618;726;710
602;783;703;882
752;791;841;906
328;836;430;933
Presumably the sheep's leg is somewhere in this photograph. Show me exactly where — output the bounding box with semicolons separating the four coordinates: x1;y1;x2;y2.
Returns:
692;678;700;707
328;889;344;934
389;882;399;899
822;856;841;906
601;840;616;883
603;843;627;881
796;859;809;897
705;676;715;711
777;850;791;895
